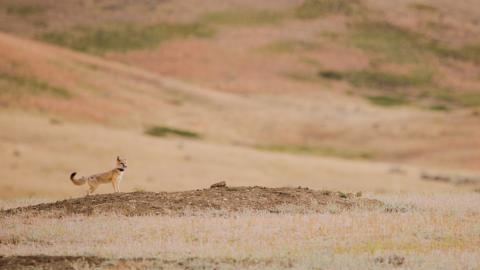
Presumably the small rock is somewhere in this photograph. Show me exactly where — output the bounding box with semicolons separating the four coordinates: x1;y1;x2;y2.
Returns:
388;255;405;267
210;181;226;189
375;255;405;267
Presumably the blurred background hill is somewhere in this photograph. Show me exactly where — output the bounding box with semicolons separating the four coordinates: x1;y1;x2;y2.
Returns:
1;0;480;198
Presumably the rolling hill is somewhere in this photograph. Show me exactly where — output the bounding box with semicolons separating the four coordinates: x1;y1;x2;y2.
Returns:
1;0;480;197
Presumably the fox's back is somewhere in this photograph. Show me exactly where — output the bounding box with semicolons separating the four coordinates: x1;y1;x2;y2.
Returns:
90;170;117;184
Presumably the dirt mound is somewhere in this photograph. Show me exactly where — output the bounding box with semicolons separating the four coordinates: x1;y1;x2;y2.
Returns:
0;256;103;270
0;255;284;270
2;185;383;217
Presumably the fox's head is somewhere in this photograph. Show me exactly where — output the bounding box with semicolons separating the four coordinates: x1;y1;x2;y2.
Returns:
116;156;127;171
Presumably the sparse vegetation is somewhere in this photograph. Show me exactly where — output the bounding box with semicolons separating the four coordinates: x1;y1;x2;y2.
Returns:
5;4;45;17
455;92;480;107
318;70;344;80
295;0;361;19
259;39;318;53
366;95;408;107
319;69;433;90
429;88;480;108
408;3;438;13
445;43;480;63
283;72;320;82
0;72;70;98
1;193;479;269
348;69;433;89
145;125;201;139
32;20;48;28
350;21;480;64
317;68;480;109
256;144;374;160
317;68;440;107
350;21;425;62
429;104;449;111
201;9;284;26
40;23;214;53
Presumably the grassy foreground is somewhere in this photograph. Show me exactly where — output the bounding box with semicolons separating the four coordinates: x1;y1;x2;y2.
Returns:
1;193;479;269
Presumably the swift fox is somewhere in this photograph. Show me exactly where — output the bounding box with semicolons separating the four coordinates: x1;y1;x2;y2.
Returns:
70;156;127;195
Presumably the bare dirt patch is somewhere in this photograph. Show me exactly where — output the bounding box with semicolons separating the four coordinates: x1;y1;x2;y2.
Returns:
1;185;382;217
0;255;106;269
0;255;282;270
0;256;103;270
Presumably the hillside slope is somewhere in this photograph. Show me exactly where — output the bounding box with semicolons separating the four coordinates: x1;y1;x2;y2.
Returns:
1;32;474;198
1;0;480;171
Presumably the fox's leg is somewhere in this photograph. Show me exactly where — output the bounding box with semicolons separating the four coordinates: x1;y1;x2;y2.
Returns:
87;183;98;196
111;182;117;193
86;183;91;196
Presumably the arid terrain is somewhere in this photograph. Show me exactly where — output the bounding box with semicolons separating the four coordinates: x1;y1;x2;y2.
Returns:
1;0;480;269
1;185;479;269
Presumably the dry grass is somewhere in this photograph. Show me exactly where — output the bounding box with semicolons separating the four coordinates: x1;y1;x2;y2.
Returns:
0;193;479;269
0;198;52;211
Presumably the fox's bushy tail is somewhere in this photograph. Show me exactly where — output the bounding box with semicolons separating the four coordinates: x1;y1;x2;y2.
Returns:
70;172;86;185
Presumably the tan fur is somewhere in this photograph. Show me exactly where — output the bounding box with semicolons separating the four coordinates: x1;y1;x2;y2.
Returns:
70;156;127;195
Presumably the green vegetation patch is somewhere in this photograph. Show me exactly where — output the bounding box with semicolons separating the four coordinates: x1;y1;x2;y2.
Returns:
145;126;201;139
455;92;480;107
428;104;449;111
319;69;432;90
256;144;374;160
420;40;480;63
408;3;438;12
350;21;425;62
317;68;435;108
347;70;432;89
437;91;480;108
460;44;480;62
318;70;344;80
5;4;46;17
201;9;284;26
443;44;480;63
422;88;480;108
0;72;70;98
40;23;214;54
366;95;407;107
295;0;362;19
350;21;480;64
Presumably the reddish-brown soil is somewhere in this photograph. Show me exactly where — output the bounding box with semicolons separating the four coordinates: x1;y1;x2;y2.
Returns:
1;185;382;217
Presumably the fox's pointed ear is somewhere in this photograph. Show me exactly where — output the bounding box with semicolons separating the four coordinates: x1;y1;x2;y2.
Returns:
117;156;120;161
